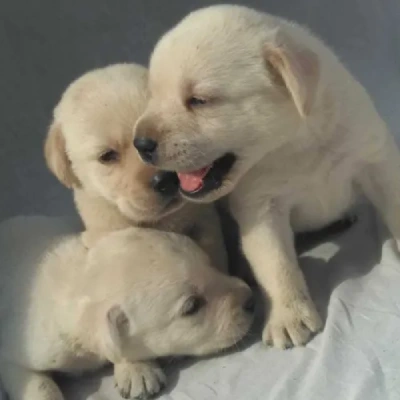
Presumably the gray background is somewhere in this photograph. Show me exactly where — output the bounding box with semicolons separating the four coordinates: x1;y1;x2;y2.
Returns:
1;1;400;400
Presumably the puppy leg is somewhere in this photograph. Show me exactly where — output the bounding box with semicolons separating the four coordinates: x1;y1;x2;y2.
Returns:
0;362;63;400
114;360;166;399
191;206;229;273
358;137;400;249
238;204;322;348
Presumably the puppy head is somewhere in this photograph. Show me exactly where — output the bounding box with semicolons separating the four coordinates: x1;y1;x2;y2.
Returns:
45;64;183;223
87;228;254;362
134;5;320;202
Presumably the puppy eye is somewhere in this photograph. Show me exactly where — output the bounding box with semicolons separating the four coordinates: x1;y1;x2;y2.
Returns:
187;96;207;107
99;149;119;163
182;295;206;317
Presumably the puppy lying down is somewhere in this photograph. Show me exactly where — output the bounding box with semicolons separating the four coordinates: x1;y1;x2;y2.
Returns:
0;217;253;400
135;5;400;348
44;63;228;272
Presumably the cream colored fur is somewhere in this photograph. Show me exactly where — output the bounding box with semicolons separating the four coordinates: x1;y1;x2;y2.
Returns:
0;216;252;400
135;5;400;348
44;63;227;272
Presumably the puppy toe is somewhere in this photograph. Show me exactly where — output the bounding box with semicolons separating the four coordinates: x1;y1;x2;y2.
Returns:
114;361;166;399
286;322;313;346
303;310;323;333
139;365;166;397
262;325;292;349
262;299;323;348
262;328;273;347
272;328;293;349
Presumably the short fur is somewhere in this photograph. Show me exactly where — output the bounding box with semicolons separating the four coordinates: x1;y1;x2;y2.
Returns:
44;63;227;272
135;5;400;348
0;216;253;399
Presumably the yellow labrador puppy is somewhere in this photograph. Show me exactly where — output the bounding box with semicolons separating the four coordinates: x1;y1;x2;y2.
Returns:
134;5;400;348
44;63;227;272
0;216;254;400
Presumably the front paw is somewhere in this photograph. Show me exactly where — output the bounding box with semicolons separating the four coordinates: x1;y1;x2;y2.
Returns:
262;297;323;349
114;361;166;399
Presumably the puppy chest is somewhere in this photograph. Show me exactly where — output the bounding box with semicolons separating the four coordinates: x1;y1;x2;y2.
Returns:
290;176;357;232
29;333;105;373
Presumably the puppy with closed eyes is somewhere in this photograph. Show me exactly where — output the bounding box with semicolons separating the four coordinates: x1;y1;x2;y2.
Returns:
0;216;253;400
134;5;400;348
44;63;227;272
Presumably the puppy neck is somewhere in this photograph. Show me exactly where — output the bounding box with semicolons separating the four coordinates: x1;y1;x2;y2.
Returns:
73;187;133;232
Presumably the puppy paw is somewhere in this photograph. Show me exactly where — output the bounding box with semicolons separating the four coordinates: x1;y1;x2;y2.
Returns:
114;361;166;399
262;297;323;349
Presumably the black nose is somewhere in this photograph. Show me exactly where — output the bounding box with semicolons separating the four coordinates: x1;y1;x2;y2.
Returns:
134;137;158;163
243;293;255;314
151;171;179;198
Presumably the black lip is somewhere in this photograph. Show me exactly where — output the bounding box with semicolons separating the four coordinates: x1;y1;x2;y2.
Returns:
180;153;237;198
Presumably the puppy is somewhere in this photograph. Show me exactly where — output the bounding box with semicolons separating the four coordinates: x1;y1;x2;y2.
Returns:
44;63;228;272
134;5;400;348
0;216;254;400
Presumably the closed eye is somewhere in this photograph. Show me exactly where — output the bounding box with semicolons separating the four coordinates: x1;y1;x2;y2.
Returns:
181;295;206;317
186;96;207;108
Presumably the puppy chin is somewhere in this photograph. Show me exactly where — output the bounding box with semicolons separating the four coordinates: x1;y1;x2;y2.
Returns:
181;183;233;203
117;198;160;223
117;197;184;223
157;198;185;218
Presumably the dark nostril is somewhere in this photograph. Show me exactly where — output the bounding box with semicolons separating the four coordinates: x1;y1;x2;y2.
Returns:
133;137;158;163
243;293;256;314
151;171;179;197
134;137;157;152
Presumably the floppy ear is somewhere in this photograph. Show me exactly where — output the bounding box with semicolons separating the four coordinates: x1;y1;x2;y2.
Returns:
101;304;131;362
263;32;319;118
44;121;80;188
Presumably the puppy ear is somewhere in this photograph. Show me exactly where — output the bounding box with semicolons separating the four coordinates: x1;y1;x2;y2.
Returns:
263;31;319;118
44;121;80;188
101;304;131;362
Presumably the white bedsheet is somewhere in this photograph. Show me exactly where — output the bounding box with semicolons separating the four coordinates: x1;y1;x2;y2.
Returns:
1;0;399;399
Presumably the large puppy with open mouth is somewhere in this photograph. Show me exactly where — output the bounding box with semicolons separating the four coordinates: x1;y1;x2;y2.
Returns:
0;216;253;400
134;5;400;348
44;63;227;272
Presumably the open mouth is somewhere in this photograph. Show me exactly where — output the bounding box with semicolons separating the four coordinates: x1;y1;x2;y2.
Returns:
177;153;236;197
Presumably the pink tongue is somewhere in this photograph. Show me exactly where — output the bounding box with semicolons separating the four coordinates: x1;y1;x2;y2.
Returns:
178;166;211;192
